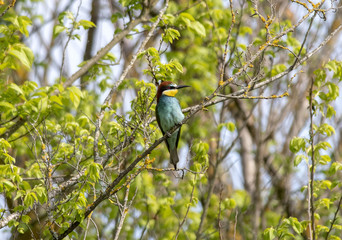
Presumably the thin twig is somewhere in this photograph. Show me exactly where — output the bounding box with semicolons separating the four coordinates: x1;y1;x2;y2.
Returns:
175;0;204;15
290;9;317;70
1;3;341;232
63;13;148;87
181;22;342;114
90;217;100;240
216;92;289;100
219;0;235;83
0;0;16;18
233;209;238;240
59;0;83;83
308;78;315;239
195;163;218;239
93;0;170;163
218;185;224;240
325;194;342;240
174;175;197;240
83;217;91;240
113;186;133;240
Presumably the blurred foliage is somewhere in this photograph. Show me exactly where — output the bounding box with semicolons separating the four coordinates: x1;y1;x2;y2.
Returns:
0;0;341;239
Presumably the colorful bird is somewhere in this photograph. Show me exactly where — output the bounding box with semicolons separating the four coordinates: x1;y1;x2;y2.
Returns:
156;81;190;169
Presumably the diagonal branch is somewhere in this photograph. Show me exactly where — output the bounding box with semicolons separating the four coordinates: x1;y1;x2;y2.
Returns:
63;15;147;88
1;5;340;233
0;117;25;140
93;0;169;163
0;0;16;18
183;22;342;113
325;194;342;240
113;186;137;240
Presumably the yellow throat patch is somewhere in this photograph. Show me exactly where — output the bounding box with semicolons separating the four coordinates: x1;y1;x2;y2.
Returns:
163;89;178;97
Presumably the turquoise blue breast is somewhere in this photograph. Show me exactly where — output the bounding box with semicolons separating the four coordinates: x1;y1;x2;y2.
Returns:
156;95;184;148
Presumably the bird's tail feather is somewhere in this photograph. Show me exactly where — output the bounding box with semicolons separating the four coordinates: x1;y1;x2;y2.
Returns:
170;148;179;170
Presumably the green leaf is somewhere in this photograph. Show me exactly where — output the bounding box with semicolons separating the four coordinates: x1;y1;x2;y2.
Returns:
294;154;306;166
232;190;250;210
104;52;116;62
34;186;47;203
0;138;11;149
0;25;9;34
334;225;342;230
163;14;175;25
21;215;31;224
0;179;15;191
240;26;253;35
325;60;337;72
53;25;66;37
237;43;246;51
50;95;63;106
289;137;306;153
76;192;87;208
316;224;329;233
8;83;25;99
326;82;339;100
319;198;331;209
189;21;206;37
319;155;331;165
317;123;335;136
226;122;235;132
271;64;287;76
3;152;15;164
224;198;236;209
287;36;300;48
326;105;336;118
8;44;34;70
17;224;25;234
78;115;90;127
38;96;49;113
17;16;32;37
78;19;96;29
320;180;332;189
328;235;341;240
329;162;342;175
315;141;332;150
179;12;195;22
68;86;83;108
85;162;103;181
24;192;37;208
217;123;225;131
163;28;180;43
289;217;303;234
263;227;276;240
147;47;159;58
169;59;183;73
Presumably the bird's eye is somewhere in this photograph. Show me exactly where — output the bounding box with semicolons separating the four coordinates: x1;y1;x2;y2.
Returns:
169;86;176;89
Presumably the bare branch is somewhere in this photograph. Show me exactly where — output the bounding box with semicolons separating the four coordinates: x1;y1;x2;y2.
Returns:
113;186;137;240
308;78;315;239
0;0;16;18
93;0;170;162
325;194;342;240
1;3;341;233
62;15;147;88
59;0;83;83
174;175;197;240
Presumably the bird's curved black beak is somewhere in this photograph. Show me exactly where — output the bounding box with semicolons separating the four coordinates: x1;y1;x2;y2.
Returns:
176;85;191;89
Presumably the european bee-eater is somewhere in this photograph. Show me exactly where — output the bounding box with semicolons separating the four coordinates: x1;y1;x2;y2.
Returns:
156;81;190;169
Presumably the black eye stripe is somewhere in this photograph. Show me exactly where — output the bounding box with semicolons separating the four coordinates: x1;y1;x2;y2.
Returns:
161;85;176;91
